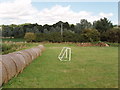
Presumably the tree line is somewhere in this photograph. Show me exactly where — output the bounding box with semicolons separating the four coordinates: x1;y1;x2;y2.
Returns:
1;17;120;43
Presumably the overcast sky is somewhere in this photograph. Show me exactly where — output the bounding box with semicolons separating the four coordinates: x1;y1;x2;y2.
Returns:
0;0;118;25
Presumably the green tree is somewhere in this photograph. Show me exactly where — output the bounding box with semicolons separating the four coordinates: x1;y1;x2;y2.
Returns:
35;33;47;42
48;32;62;43
93;17;113;33
33;26;40;33
63;30;76;42
80;29;100;42
106;28;120;42
24;32;36;42
75;19;92;33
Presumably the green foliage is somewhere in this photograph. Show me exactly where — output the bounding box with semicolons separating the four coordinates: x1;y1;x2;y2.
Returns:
1;41;40;54
35;33;47;42
93;17;113;33
100;28;120;43
105;42;119;47
2;43;12;54
48;32;62;43
106;28;120;42
1;18;118;43
24;32;36;42
75;19;92;33
100;32;108;42
63;30;77;42
2;42;26;54
80;29;100;42
2;38;25;42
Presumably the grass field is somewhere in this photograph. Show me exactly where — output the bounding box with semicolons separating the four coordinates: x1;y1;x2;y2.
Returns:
2;43;118;88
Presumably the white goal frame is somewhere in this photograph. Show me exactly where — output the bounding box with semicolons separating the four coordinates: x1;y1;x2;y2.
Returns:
58;47;71;61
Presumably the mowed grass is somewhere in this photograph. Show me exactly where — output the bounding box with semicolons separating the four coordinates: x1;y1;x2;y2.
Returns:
3;43;118;88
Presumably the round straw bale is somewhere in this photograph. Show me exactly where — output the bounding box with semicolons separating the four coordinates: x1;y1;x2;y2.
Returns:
31;48;40;57
0;61;2;86
35;47;42;56
7;53;24;74
0;44;45;86
23;49;35;60
37;47;42;56
14;53;26;68
10;52;27;67
15;51;31;65
37;45;45;52
31;48;39;57
20;50;33;63
0;59;8;84
1;55;16;81
24;49;36;60
29;48;38;58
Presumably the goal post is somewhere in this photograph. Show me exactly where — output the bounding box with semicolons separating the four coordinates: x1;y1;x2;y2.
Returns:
58;47;71;61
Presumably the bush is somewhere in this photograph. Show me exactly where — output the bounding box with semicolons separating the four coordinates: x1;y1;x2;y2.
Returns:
2;42;26;54
48;32;62;43
100;32;108;42
35;33;47;42
106;28;120;43
63;31;76;42
72;34;80;42
80;29;100;42
24;32;36;42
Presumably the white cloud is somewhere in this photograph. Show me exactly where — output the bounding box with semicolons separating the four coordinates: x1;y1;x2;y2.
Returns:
0;0;114;25
0;0;38;24
99;12;113;17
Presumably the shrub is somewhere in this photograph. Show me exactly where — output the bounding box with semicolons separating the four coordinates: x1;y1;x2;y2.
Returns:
80;29;100;42
63;31;76;42
48;32;62;43
24;32;36;42
2;42;26;54
100;32;108;42
35;33;47;42
106;28;120;43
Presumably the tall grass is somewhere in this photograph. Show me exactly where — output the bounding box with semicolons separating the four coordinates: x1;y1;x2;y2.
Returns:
2;38;25;42
1;41;39;54
2;42;26;54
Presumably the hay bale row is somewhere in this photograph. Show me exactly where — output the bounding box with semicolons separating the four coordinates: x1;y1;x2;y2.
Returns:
0;45;45;86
